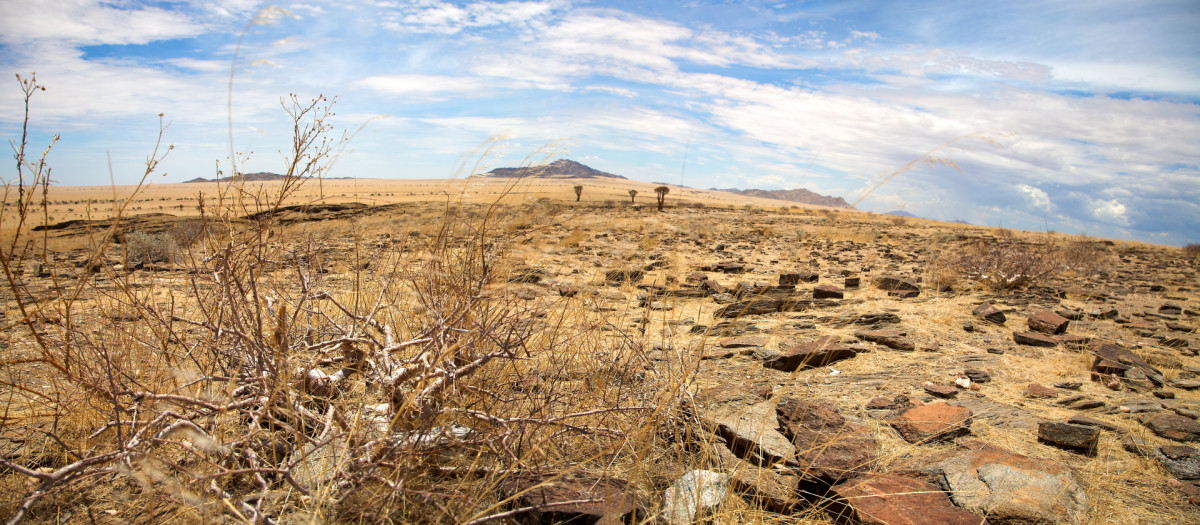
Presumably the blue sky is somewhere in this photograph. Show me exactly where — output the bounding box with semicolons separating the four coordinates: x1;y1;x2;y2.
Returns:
1;1;1198;245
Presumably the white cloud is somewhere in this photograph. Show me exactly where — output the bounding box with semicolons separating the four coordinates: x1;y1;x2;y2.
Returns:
0;0;205;46
1090;198;1129;225
356;74;488;99
1018;184;1052;211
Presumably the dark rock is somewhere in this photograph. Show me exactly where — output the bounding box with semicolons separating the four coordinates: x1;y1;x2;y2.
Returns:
709;444;801;512
507;474;639;524
1117;398;1162;413
844;276;861;289
701;279;727;294
605;269;644;283
964;369;992;383
1056;308;1084;321
855;329;915;351
1067;415;1123;433
1089;307;1120;320
1155;391;1177;399
866;396;897;410
888;289;920;298
1038;422;1100;455
963;321;975;332
813;284;844;299
1013;331;1058;347
891;403;972;444
831;473;983;525
972;303;1007;324
764;336;858;372
1143;413;1200;442
1091;343;1165;386
776;397;877;483
1123;435;1156;456
986;347;1005;354
924;384;959;398
699;262;749;274
1054;381;1082;390
1161;304;1184;316
872;275;920;292
1028;310;1071;335
1157;445;1200;479
779;272;818;285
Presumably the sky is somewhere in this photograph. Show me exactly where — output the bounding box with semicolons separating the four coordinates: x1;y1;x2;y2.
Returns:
1;1;1198;245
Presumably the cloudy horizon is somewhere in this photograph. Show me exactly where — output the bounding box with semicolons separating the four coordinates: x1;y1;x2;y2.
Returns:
0;0;1197;245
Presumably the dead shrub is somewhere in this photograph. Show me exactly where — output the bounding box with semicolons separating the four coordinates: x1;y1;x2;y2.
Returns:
1185;243;1200;257
124;231;178;265
949;238;1059;290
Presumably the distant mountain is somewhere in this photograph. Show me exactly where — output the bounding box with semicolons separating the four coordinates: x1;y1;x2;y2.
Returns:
885;210;918;218
184;172;354;183
716;188;853;209
479;159;627;180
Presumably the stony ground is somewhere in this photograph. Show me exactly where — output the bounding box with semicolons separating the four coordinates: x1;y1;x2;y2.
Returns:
3;196;1198;524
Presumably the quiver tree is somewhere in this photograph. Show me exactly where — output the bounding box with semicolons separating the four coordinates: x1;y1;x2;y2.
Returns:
628;189;638;203
573;184;583;202
654;185;669;211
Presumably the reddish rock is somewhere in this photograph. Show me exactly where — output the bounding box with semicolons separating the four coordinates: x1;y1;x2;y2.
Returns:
1013;331;1058;347
1143;413;1200;442
1025;384;1058;399
924;384;959;398
701;279;727;294
972;303;1007;324
1028;310;1071;335
780;272;818;285
872;275;921;292
719;336;766;348
764;336;858;372
891;403;972;443
1038;422;1100;455
832;473;983;525
866;396;897;410
777;397;877;482
813;284;844;299
507;474;639;524
855;329;916;351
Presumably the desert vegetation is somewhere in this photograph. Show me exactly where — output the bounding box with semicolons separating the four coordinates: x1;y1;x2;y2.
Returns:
3;78;1200;525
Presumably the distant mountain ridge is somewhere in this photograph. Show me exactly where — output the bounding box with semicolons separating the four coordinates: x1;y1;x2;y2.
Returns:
184;172;353;183
716;188;853;209
479;159;627;180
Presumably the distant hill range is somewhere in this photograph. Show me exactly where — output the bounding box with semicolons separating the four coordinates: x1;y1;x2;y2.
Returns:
885;210;918;218
184;172;353;183
479;159;627;180
716;188;853;209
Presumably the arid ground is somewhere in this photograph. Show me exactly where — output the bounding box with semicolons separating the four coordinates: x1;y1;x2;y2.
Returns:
2;175;1198;524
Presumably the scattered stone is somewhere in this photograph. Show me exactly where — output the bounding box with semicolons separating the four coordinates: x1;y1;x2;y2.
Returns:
1157;445;1200;480
1056;308;1085;321
986;347;1005;355
1057;334;1091;346
963;321;975;332
964;369;992;383
1025;383;1058;399
925;441;1089;525
1028;310;1071;335
872;275;920;293
1170;379;1200;390
699;262;749;274
972;303;1007;324
1117;398;1163;413
1038;422;1100;456
698;402;796;467
764;336;858;372
831;473;983;525
701;279;727;295
1054;381;1082;390
661;470;728;525
854;329;915;351
1089;307;1120;320
1123;435;1156;457
605;268;644;283
1013;331;1058;347
844;276;861;289
709;444;801;512
507;474;639;524
1143;413;1200;442
776;397;878;483
1155;391;1177;399
812;284;844;299
1091;343;1165;387
779;272;818;285
866;396;897;410
1067;415;1123;433
924;383;958;398
889;289;920;298
955;377;972;389
719;336;766;348
891;403;972;444
1161;304;1185;316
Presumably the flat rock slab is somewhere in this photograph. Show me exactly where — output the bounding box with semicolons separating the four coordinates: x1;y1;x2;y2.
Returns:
813;284;844;299
719;335;766;348
714;297;838;318
972;303;1006;324
764;336;858;372
872;275;921;292
710;444;802;512
662;470;728;525
1014;331;1058;347
1157;445;1200;480
1025;383;1058;398
950;399;1040;430
1038;422;1100;456
855;329;916;351
832;473;983;525
699;401;796;467
931;441;1089;525
1142;413;1200;442
891;403;972;444
507;474;639;524
776;397;877;483
1029;310;1071;334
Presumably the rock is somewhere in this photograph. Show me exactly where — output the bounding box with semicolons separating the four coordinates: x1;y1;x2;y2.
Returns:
813;284;844;299
1091;343;1165;386
972;303;1007;324
779;272;818;285
831;473;983;525
1055;381;1082;390
1025;384;1058;399
1154;390;1177;399
844;276;861;289
1056;308;1084;321
963;321;975;332
1066;415;1122;433
955;377;972;389
1038;422;1100;455
855;329;915;351
986;347;1005;354
1170;379;1200;390
928;441;1089;525
701;279;727;295
1123;435;1156;456
776;397;877;483
925;383;959;398
1117;398;1163;413
764;336;858;372
709;444;801;512
866;396;897;410
1161;304;1185;316
1028;310;1071;335
1013;331;1058;347
507;474;639;524
872;275;921;292
891;403;972;444
719;336;766;348
1157;446;1200;480
700;262;749;274
964;369;992;383
889;289;920;298
698;402;796;467
1143;413;1200;442
605;268;644;283
661;470;728;525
